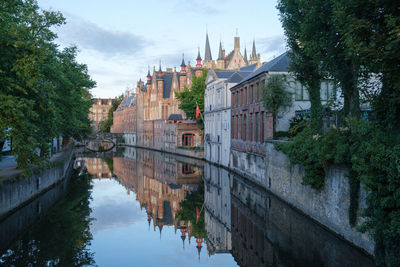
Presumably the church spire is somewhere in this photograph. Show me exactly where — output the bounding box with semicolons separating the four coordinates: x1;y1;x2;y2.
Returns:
204;32;212;61
251;39;257;59
244;46;248;63
218;41;223;60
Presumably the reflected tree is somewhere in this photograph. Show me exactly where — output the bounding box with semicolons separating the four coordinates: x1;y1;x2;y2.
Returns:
175;181;206;239
0;169;96;266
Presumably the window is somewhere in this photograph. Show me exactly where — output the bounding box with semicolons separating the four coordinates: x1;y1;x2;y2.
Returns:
250;84;253;103
250;113;254;141
236;116;239;139
256;82;259;101
244;87;247;105
182;134;194;147
182;163;195;174
295;82;309;101
261;112;264;142
320;81;335;101
240;89;243;106
243;114;247;141
255;113;259;142
231;116;235;138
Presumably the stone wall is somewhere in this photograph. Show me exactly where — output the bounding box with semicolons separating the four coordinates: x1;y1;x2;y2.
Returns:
263;142;374;255
0;172;70;253
230;173;375;266
0;148;74;218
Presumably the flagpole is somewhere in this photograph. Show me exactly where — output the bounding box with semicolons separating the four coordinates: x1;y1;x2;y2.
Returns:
196;102;204;121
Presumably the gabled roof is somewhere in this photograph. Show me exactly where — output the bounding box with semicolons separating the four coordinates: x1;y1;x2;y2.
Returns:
120;95;136;109
166;114;183;121
227;72;250;83
240;63;258;72
214;70;237;79
236;51;290;86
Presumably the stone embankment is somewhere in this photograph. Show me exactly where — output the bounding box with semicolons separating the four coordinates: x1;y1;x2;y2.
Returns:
0;147;74;218
230;141;374;255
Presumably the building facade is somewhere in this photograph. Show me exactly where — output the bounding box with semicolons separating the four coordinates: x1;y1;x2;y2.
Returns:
89;98;114;132
204;163;232;255
111;93;137;146
204;67;256;167
230;51;337;186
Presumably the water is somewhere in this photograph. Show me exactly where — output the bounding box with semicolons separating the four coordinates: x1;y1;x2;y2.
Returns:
0;147;375;266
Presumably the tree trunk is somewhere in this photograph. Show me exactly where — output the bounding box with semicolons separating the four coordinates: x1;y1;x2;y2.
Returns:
308;79;323;134
342;62;360;120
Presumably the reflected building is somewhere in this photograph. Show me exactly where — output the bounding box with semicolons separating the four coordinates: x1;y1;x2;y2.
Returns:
230;174;375;267
84;158;112;179
112;148;203;238
204;163;232;255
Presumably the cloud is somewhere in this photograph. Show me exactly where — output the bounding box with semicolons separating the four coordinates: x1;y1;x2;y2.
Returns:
173;0;221;15
56;13;149;57
258;35;287;56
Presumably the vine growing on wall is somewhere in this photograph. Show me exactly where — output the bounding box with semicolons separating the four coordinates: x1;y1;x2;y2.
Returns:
276;119;400;266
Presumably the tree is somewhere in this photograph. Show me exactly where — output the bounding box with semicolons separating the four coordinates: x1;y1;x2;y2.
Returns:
99;94;124;133
0;0;95;168
332;0;400;131
175;69;207;128
262;75;292;137
277;1;324;133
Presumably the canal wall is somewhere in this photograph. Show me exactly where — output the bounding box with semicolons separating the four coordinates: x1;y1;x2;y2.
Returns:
230;174;375;266
0;148;74;218
262;142;374;255
0;173;70;253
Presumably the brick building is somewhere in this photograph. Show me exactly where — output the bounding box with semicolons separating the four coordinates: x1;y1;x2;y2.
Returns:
110;93;137;146
112;148;202;240
230;51;337;185
111;34;261;157
89;98;113;132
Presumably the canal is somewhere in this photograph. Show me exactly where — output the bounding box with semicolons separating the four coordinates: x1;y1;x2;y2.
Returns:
0;147;375;266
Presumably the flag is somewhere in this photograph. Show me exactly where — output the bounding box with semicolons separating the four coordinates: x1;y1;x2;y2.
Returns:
196;103;201;119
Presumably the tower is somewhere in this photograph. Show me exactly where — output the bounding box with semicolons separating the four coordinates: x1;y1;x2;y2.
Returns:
217;41;225;69
249;39;261;66
203;32;215;69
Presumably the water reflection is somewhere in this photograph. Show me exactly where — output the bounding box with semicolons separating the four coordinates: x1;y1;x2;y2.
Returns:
1;147;375;266
0;169;94;266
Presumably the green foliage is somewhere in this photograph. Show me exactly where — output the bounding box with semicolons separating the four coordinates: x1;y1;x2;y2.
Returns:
288;113;309;137
278;1;400;265
277;1;323;133
0;0;95;168
276;119;400;266
175;69;207;128
262;74;292;137
332;0;400;130
175;180;206;238
0;168;95;266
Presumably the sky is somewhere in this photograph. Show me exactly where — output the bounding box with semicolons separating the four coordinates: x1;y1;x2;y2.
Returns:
37;0;286;98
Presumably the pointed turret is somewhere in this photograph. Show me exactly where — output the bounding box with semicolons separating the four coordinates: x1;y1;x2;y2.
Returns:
180;53;187;74
146;65;151;84
218;41;223;60
158;61;163;78
204;33;212;61
196;48;203;69
251;39;257;59
244;47;248;63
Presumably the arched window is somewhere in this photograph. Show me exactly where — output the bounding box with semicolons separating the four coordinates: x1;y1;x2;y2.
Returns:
182;133;194;148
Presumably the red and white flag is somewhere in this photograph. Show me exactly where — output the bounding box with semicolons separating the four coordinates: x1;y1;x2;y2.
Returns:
196;103;201;119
